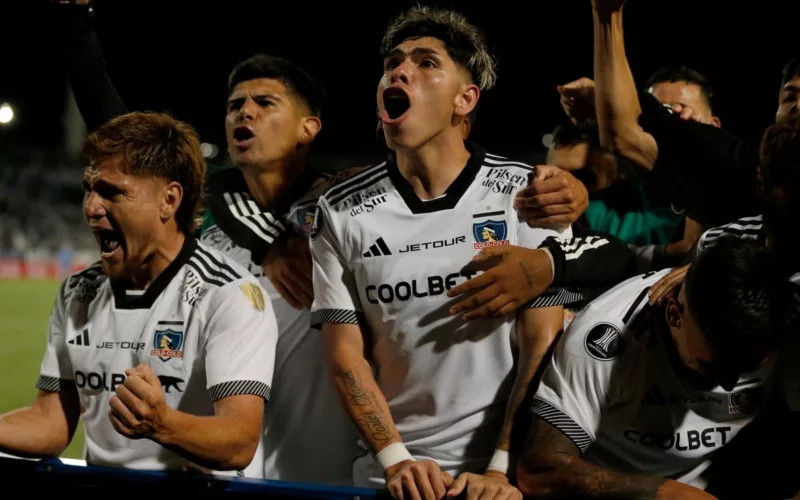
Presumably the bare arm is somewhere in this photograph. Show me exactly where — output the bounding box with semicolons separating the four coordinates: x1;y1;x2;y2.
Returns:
153;395;264;471
517;419;716;499
496;307;564;458
322;323;399;453
0;388;81;459
109;364;266;471
593;4;658;169
54;1;129;131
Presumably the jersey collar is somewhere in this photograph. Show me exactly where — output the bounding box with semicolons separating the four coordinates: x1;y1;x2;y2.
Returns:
206;165;320;217
385;141;486;214
113;235;197;310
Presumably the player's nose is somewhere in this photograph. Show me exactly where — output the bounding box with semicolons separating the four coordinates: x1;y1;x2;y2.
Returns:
238;98;258;121
390;61;412;85
83;192;106;220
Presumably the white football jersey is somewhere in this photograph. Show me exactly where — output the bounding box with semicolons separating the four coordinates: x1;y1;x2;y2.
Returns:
697;213;800;288
532;269;800;488
309;145;573;485
200;170;361;485
36;237;277;476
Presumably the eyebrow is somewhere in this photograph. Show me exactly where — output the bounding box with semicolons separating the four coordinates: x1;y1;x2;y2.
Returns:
227;93;284;105
385;47;443;61
781;84;799;94
82;176;123;193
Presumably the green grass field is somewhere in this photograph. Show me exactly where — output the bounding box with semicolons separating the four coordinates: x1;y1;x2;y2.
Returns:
0;279;84;458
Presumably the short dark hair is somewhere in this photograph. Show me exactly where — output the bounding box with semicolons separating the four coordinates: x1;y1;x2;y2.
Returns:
80;112;206;234
227;54;325;117
782;59;800;85
685;237;792;369
644;65;714;111
550;121;601;149
760;113;800;192
381;6;496;91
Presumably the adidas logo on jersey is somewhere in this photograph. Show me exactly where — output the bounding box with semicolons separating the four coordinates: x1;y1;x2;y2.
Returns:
68;329;90;347
363;238;393;258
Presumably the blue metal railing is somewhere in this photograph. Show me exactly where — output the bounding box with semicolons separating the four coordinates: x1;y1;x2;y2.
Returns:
0;456;390;499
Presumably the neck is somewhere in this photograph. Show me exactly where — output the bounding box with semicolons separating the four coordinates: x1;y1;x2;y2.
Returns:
240;155;308;210
658;315;718;391
394;132;470;200
127;230;185;290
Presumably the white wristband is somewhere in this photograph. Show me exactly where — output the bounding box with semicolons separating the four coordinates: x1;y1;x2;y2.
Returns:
486;449;511;474
376;442;415;470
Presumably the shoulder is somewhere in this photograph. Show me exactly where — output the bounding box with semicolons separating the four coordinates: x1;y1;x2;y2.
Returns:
294;166;370;206
191;243;270;313
317;161;390;211
698;214;764;253
62;262;108;305
479;151;536;174
198;223;230;248
186;242;250;289
474;151;537;194
561;270;666;362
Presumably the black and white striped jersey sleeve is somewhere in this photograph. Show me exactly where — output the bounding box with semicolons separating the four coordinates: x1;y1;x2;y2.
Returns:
205;169;286;266
696;215;765;255
308;198;364;330
540;234;638;291
531;304;620;453
204;277;277;403
37;279;75;393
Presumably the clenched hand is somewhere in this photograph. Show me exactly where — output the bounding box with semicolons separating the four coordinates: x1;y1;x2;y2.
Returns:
108;364;170;441
514;165;589;228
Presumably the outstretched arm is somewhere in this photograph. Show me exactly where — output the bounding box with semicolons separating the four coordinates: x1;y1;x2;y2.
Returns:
0;388;81;459
592;0;658;169
517;419;716;499
55;1;129;130
324;324;453;500
323;323;399;454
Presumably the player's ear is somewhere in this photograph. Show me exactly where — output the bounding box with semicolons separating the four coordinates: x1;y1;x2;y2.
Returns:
161;181;183;223
665;295;682;330
298;116;322;147
454;83;479;120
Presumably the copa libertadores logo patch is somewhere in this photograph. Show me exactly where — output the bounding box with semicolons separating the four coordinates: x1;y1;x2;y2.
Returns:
584;322;624;360
309;204;325;241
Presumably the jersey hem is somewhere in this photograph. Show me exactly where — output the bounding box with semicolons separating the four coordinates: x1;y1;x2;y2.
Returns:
208;381;271;402
530;399;593;453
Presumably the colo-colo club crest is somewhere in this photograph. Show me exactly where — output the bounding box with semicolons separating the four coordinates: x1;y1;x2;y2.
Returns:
472;211;510;250
151;328;185;362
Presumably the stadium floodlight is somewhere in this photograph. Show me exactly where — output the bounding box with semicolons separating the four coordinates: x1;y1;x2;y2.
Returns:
201;143;219;159
0;103;13;125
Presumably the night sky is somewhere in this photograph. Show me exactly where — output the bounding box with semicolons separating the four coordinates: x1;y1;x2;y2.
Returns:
1;0;798;165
